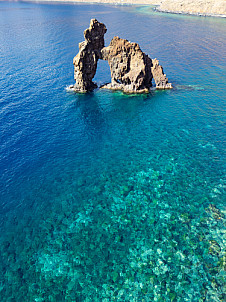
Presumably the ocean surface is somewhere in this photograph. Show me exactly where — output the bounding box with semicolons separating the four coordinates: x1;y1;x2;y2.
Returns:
0;1;225;301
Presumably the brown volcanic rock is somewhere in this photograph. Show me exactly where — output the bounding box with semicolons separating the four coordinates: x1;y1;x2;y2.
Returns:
73;19;107;92
151;58;172;89
101;36;153;93
83;19;106;50
72;19;172;93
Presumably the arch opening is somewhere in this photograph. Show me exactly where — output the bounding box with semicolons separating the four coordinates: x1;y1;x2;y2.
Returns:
93;59;111;88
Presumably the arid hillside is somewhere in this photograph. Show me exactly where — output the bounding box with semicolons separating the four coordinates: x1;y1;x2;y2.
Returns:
28;0;226;16
158;0;226;16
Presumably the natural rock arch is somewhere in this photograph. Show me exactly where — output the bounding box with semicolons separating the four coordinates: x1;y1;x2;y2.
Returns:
72;19;172;93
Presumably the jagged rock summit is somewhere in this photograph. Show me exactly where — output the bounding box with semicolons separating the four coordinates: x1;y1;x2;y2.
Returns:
151;58;172;89
72;19;172;93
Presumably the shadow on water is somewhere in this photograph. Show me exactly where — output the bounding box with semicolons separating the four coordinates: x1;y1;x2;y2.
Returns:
74;92;106;131
69;88;163;121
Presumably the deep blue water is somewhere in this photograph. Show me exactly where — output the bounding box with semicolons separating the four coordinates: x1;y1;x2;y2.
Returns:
0;1;225;301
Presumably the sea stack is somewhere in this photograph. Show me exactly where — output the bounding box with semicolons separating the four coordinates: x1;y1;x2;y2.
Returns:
151;58;173;89
101;36;153;93
72;19;172;93
73;19;107;92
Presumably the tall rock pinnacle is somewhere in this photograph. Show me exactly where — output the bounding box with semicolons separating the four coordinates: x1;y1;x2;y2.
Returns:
73;19;107;92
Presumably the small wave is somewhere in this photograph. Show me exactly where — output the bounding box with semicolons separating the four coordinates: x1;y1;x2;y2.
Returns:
65;85;74;92
176;84;204;91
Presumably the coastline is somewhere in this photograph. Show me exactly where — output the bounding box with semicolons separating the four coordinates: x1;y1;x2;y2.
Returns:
156;8;226;19
155;8;226;19
22;0;226;18
22;0;161;5
157;0;226;18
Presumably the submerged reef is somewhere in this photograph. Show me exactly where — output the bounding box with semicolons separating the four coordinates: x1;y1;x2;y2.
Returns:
72;19;172;93
0;125;225;301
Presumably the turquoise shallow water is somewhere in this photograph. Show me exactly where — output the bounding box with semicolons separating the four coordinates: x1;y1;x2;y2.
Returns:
0;1;225;301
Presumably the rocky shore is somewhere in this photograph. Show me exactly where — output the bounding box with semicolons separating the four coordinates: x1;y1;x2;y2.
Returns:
31;0;226;17
157;0;226;17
